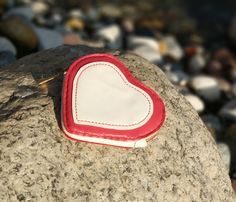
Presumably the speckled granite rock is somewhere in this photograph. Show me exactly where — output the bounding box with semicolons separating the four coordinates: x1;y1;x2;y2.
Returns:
0;45;235;201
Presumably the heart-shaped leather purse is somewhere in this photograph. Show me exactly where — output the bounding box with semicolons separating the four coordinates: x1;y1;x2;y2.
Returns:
61;54;165;148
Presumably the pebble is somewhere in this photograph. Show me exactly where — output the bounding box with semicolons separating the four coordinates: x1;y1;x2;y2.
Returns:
63;33;81;45
217;143;231;173
128;35;159;50
5;6;34;20
65;18;84;30
100;4;121;19
190;75;221;102
0;37;17;55
0;15;38;51
96;24;122;49
166;70;189;86
188;54;206;74
34;27;63;50
216;78;231;93
219;100;236;121
30;1;48;15
69;9;83;19
185;94;205;113
161;36;183;61
132;45;162;64
0;51;15;67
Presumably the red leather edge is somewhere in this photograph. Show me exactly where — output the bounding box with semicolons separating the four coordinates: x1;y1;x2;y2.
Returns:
61;53;165;141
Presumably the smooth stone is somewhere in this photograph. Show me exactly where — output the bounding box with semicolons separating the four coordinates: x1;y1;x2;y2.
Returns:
34;27;63;50
161;36;183;61
100;4;121;18
5;6;34;20
132;45;162;64
0;37;17;55
63;33;81;45
185;94;205;113
30;1;48;15
217;78;231;93
65;18;84;30
122;18;134;33
217;143;231;173
0;51;15;67
190;75;221;102
201;114;222;134
219;100;236;121
165;71;179;84
69;9;83;19
0;15;38;51
96;24;122;49
128;35;159;50
188;54;206;74
166;70;189;86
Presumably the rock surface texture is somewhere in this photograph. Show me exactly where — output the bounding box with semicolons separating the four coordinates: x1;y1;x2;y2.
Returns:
0;45;235;202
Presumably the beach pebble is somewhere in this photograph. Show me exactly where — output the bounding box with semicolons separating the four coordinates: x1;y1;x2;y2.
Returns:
161;36;183;60
128;35;159;50
34;27;63;50
63;33;81;45
0;37;17;55
30;1;48;15
166;70;189;86
185;94;205;113
188;54;206;74
5;6;34;20
190;75;221;101
96;24;122;49
100;4;121;19
0;51;15;67
219;100;236;121
0;15;38;51
217;143;231;173
132;45;162;64
65;18;84;30
217;78;231;93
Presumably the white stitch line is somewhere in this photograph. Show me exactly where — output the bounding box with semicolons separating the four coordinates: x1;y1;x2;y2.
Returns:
74;63;152;127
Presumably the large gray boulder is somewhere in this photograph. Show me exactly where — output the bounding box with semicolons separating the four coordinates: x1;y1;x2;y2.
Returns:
0;45;235;201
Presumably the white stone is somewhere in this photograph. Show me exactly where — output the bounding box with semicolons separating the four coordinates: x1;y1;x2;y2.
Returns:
162;36;183;60
128;36;159;51
132;46;162;63
185;94;205;113
31;1;48;15
96;24;122;49
219;100;236;121
189;54;206;74
217;143;231;173
190;75;220;101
